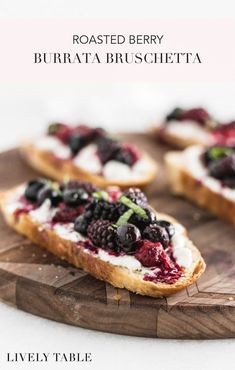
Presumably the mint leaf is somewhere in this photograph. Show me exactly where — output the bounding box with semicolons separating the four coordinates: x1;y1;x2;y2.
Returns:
120;196;148;220
116;209;134;226
209;147;233;161
92;191;109;200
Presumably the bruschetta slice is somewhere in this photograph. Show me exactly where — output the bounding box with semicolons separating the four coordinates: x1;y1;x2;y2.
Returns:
0;178;205;297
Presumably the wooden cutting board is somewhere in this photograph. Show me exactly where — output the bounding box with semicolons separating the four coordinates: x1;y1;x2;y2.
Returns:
1;133;235;339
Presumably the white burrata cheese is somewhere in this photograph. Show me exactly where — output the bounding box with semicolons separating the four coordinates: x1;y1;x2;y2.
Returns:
53;223;85;243
166;120;211;145
98;249;142;270
35;136;71;159
181;145;235;201
29;199;58;223
103;160;134;181
73;144;102;174
172;232;193;269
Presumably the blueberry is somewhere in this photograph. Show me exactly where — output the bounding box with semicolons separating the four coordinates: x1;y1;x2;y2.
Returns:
116;223;141;254
37;186;62;206
156;220;175;238
143;224;170;249
63;189;89;207
69;134;87;155
209;154;235;179
74;214;89;234
24;179;47;203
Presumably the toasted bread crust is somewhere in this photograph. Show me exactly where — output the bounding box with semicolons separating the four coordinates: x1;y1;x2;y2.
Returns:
165;151;235;225
20;144;158;189
0;187;205;298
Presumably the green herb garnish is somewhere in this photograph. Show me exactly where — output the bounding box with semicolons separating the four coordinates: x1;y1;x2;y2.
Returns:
116;209;134;227
92;191;109;200
209;147;233;161
119;196;148;220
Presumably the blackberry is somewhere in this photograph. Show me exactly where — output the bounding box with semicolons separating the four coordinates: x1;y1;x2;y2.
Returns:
209;154;235;179
123;188;147;206
143;224;170;249
24;179;47;203
166;107;184;122
85;199;119;223
63;189;89;207
87;220;118;252
97;136;121;164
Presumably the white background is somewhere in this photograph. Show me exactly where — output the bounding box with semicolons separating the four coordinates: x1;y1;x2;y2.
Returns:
1;1;235;370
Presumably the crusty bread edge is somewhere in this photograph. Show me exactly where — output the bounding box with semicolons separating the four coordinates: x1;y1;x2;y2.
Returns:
0;187;205;298
20;143;158;189
165;151;235;225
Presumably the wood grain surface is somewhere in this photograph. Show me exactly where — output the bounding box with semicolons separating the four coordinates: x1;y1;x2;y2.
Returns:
0;133;235;339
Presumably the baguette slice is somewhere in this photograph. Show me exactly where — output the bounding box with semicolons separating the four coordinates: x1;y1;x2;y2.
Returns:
21;141;158;189
0;184;205;298
165;146;235;225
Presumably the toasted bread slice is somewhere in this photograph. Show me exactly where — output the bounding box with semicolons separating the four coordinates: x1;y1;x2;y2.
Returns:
165;147;235;225
21;141;158;189
0;184;205;298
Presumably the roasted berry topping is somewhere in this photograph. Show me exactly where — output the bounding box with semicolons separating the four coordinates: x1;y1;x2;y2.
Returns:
143;224;170;249
123;188;147;206
181;108;211;126
52;207;83;223
115;144;140;166
85;198;119;223
156;220;175;238
166;107;211;126
212;121;235;146
63;189;89;207
129;207;157;232
116;224;141;254
74;214;90;235
166;107;184;121
24;179;47;203
97;137;121;164
60;180;98;195
209;154;235;180
48;123;72;144
134;240;166;267
37;186;62;206
87;220;118;252
202;146;234;166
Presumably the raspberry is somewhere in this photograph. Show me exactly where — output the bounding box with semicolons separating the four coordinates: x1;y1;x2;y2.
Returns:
48;123;73;144
123;188;147;206
135;240;176;269
181;108;210;126
143;224;170;248
115;144;140;166
52;206;83;223
87;220;118;252
212;121;235;146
